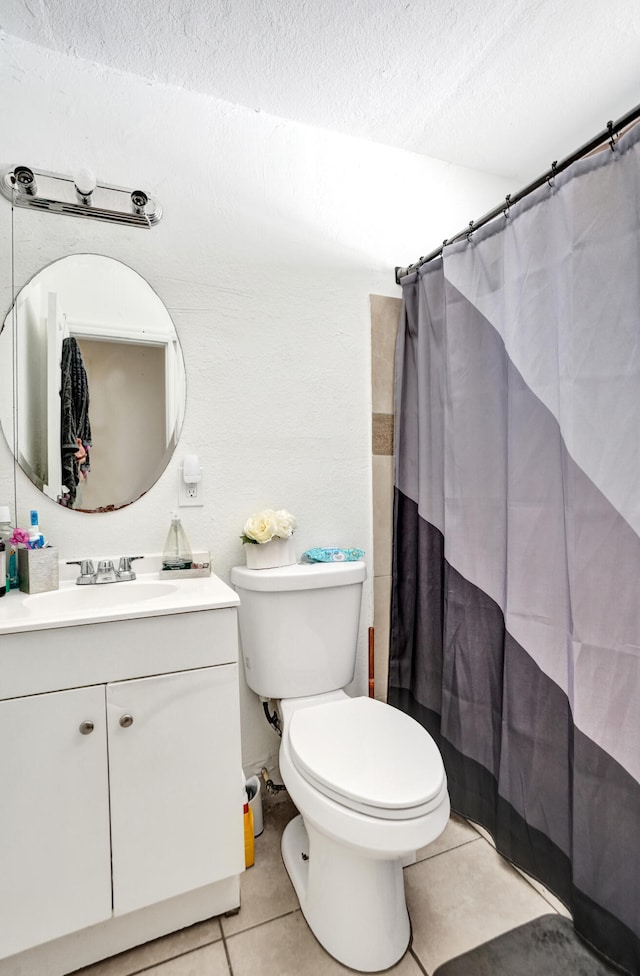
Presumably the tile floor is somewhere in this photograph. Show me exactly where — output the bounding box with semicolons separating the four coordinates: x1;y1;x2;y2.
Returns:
72;791;569;976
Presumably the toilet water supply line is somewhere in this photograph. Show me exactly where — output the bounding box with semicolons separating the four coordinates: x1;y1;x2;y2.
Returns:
261;766;287;795
260;701;286;794
262;700;282;735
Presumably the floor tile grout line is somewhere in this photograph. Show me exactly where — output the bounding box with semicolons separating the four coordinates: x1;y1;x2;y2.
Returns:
220;927;235;976
222;906;301;942
75;926;225;976
414;831;565;916
479;838;570;917
508;860;570;915
465;820;568;912
110;936;225;976
537;890;564;913
409;945;431;976
407;835;481;869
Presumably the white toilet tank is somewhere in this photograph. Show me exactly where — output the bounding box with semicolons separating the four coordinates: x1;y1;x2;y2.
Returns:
230;561;367;700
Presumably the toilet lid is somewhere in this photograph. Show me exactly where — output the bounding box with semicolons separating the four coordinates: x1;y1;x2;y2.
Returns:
288;696;446;820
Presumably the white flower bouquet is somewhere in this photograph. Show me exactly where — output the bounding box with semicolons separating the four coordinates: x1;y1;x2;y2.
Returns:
241;508;297;545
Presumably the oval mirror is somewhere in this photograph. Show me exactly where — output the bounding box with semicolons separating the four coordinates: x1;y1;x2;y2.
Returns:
0;254;186;512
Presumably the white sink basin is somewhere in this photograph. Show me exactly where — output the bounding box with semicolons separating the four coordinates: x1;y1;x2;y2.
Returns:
0;564;240;635
25;580;179;613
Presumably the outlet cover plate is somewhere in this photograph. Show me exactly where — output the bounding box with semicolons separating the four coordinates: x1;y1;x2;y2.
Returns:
178;467;204;507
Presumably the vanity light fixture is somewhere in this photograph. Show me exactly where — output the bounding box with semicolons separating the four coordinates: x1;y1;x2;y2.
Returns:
0;163;162;227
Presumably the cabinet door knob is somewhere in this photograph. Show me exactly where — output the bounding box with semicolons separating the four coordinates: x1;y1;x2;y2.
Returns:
79;720;94;735
119;713;134;728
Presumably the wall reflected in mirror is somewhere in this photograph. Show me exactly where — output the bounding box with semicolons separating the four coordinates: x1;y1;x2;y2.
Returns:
0;254;186;512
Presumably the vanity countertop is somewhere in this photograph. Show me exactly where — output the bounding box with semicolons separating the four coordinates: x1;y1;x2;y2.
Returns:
0;567;239;635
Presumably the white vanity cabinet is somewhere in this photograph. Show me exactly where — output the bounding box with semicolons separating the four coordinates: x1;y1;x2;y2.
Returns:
0;585;245;976
0;685;112;957
108;665;242;916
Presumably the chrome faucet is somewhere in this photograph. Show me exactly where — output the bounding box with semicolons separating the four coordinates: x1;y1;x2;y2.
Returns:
116;555;143;581
66;559;96;585
67;556;143;585
96;560;118;584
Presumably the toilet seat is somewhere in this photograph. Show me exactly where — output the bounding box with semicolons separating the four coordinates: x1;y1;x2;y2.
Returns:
288;696;446;821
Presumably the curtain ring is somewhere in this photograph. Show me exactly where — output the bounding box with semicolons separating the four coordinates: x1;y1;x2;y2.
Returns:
466;220;475;242
547;161;558;188
503;193;512;219
607;120;618;152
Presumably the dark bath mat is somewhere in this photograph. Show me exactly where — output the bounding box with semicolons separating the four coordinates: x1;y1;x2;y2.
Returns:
432;914;620;976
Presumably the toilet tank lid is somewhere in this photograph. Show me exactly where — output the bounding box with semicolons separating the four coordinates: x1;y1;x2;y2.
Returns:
230;560;366;592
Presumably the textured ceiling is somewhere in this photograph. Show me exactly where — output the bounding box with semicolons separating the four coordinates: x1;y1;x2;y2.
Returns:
1;0;639;181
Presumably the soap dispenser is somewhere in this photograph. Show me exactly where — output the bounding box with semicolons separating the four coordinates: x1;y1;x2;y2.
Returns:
162;513;193;571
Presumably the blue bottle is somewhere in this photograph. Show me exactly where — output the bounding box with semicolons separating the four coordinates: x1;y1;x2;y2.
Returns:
0;506;16;589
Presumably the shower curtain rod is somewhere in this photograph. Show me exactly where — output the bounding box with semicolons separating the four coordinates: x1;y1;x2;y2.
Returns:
395;101;640;284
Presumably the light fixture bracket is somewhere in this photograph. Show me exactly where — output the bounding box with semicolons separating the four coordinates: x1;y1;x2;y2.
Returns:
0;164;162;227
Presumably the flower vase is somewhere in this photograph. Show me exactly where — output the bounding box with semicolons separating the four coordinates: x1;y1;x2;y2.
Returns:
244;537;296;570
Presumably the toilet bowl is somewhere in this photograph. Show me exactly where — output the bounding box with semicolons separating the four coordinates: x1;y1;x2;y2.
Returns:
277;691;449;972
230;561;450;972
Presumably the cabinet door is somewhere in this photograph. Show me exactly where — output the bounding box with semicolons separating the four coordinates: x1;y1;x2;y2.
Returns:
107;665;244;916
0;686;112;958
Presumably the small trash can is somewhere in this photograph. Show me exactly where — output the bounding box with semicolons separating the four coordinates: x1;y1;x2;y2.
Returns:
245;774;264;837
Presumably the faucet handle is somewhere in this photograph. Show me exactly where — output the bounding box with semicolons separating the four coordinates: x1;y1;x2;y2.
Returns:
66;559;96;584
96;560;117;584
117;555;143;580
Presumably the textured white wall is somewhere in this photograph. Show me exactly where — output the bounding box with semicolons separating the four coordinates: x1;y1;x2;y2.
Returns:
0;33;511;771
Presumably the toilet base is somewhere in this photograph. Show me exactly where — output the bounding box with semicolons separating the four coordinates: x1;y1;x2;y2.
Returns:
282;814;411;972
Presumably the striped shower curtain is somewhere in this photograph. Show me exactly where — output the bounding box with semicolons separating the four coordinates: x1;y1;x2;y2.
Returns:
389;123;640;974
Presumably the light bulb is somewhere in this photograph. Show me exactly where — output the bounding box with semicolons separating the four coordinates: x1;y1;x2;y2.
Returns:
74;167;97;197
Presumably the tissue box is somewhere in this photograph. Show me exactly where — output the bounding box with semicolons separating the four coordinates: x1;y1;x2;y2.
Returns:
18;547;59;594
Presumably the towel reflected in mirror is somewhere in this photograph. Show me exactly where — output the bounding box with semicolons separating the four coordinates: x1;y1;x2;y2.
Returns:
60;336;92;506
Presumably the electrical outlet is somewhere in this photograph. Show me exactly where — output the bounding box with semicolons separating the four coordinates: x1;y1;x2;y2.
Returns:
178;467;204;507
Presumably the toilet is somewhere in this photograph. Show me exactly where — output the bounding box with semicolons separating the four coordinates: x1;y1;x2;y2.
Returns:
230;560;449;973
